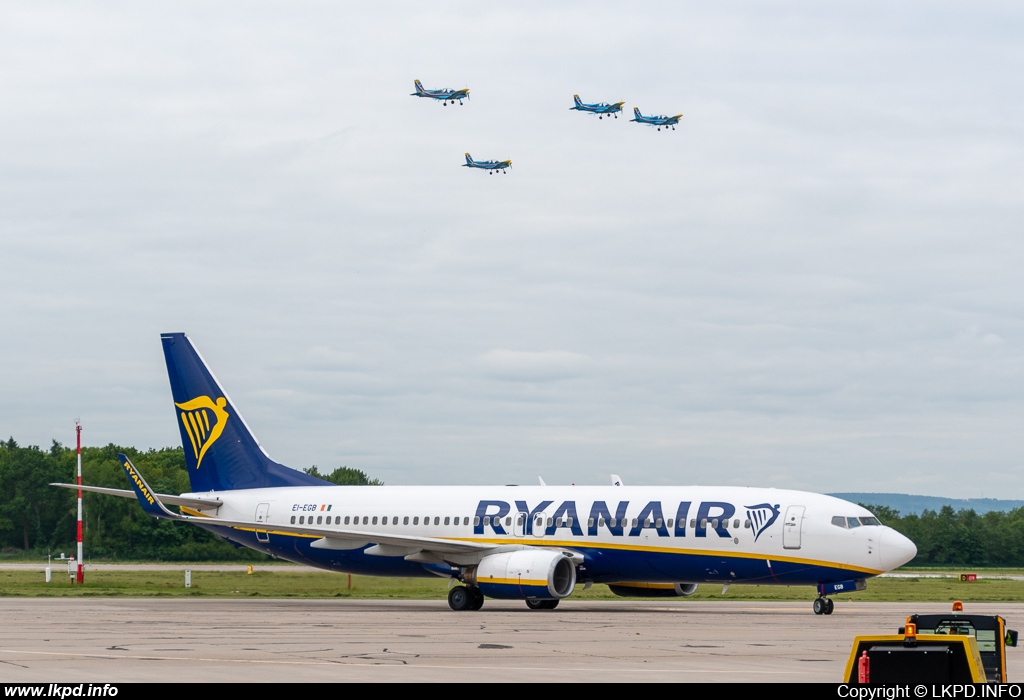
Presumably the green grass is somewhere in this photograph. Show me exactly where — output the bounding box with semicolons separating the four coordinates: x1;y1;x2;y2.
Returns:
2;568;1023;601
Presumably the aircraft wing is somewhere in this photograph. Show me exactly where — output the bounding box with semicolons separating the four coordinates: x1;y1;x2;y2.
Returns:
51;482;222;511
115;454;494;556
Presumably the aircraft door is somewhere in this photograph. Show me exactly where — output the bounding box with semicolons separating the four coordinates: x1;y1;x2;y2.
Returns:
255;503;270;543
531;512;547;539
783;505;804;550
513;512;526;538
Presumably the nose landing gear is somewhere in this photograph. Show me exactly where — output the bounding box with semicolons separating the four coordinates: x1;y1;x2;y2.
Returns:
813;597;835;615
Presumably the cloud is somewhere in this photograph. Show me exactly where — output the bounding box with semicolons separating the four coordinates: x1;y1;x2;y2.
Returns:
477;349;594;382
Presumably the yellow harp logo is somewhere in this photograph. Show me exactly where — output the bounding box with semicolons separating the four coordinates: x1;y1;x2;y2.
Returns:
175;396;229;470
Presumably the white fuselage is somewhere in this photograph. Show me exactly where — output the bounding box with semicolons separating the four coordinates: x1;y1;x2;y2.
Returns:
186;484;916;586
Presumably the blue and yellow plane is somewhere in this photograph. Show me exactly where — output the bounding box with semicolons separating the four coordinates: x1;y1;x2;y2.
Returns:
411;79;470;106
630;107;683;131
463;153;511;174
570;94;625;120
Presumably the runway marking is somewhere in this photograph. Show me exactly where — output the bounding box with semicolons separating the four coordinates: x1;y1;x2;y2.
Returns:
0;649;807;674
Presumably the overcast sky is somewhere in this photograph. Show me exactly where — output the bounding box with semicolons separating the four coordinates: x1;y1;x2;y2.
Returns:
2;2;1023;497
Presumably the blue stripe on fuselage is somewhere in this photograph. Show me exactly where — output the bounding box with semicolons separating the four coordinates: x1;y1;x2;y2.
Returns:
196;521;872;586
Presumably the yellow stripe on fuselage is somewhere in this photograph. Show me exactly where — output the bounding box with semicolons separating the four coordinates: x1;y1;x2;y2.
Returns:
180;515;881;576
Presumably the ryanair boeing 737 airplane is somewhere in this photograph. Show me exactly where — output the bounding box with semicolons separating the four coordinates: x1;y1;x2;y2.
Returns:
55;333;917;613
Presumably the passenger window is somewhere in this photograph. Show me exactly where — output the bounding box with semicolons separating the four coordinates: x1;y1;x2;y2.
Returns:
290;516;296;524
744;519;751;528
414;516;419;525
609;518;616;528
505;517;511;527
700;519;707;529
655;518;663;528
362;516;368;525
589;518;595;528
317;516;323;524
473;516;479;526
847;517;861;528
483;516;490;526
371;516;377;525
444;516;451;526
690;519;697;529
667;519;673;529
403;516;409;525
535;517;544;528
632;518;638;528
711;519;718;529
567;517;573;527
547;517;553;528
434;516;440;525
733;519;740;529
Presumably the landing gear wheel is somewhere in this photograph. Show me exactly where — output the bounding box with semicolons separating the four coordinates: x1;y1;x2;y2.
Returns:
813;597;827;615
526;599;559;610
448;585;472;611
469;587;484;611
824;598;834;615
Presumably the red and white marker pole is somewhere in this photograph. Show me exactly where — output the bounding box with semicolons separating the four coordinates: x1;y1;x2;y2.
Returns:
76;421;84;584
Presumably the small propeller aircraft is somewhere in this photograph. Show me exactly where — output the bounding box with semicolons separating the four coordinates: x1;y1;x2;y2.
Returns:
570;94;625;119
411;79;469;106
463;153;511;174
630;107;683;131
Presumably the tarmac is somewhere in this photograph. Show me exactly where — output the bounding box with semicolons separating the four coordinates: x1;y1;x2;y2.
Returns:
3;598;1022;682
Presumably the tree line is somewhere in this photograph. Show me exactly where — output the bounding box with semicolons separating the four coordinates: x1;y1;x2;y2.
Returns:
0;438;378;561
2;438;1021;566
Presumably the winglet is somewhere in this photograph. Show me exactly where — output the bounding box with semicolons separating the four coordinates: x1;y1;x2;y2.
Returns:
119;453;183;520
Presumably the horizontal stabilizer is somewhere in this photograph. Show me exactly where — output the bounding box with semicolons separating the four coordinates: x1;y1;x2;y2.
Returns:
50;482;222;511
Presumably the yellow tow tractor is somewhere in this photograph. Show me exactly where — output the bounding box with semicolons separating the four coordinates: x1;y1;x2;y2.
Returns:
843;601;1018;684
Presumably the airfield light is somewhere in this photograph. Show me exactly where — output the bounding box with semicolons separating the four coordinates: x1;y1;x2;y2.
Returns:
953;600;964;611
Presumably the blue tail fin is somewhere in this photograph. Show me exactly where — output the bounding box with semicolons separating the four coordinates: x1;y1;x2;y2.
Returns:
414;79;424;93
161;333;328;492
464;152;474;165
633;107;642;117
573;94;582;107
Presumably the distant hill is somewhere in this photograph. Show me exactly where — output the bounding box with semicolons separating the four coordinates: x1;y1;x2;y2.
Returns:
828;493;1024;516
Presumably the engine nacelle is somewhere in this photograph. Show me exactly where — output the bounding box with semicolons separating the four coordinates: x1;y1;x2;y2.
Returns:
608;582;699;598
467;549;577;600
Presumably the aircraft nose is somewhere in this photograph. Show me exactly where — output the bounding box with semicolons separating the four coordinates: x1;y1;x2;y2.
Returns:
879;527;917;571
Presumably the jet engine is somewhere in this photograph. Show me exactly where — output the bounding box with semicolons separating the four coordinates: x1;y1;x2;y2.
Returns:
466;549;576;600
608;582;699;598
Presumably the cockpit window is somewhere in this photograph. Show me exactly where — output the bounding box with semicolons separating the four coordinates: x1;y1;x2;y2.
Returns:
847;517;862;528
859;517;880;526
831;516;847;528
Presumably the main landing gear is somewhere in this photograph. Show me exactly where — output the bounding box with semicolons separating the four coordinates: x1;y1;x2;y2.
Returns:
525;599;559;610
448;585;484;611
813;597;835;615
